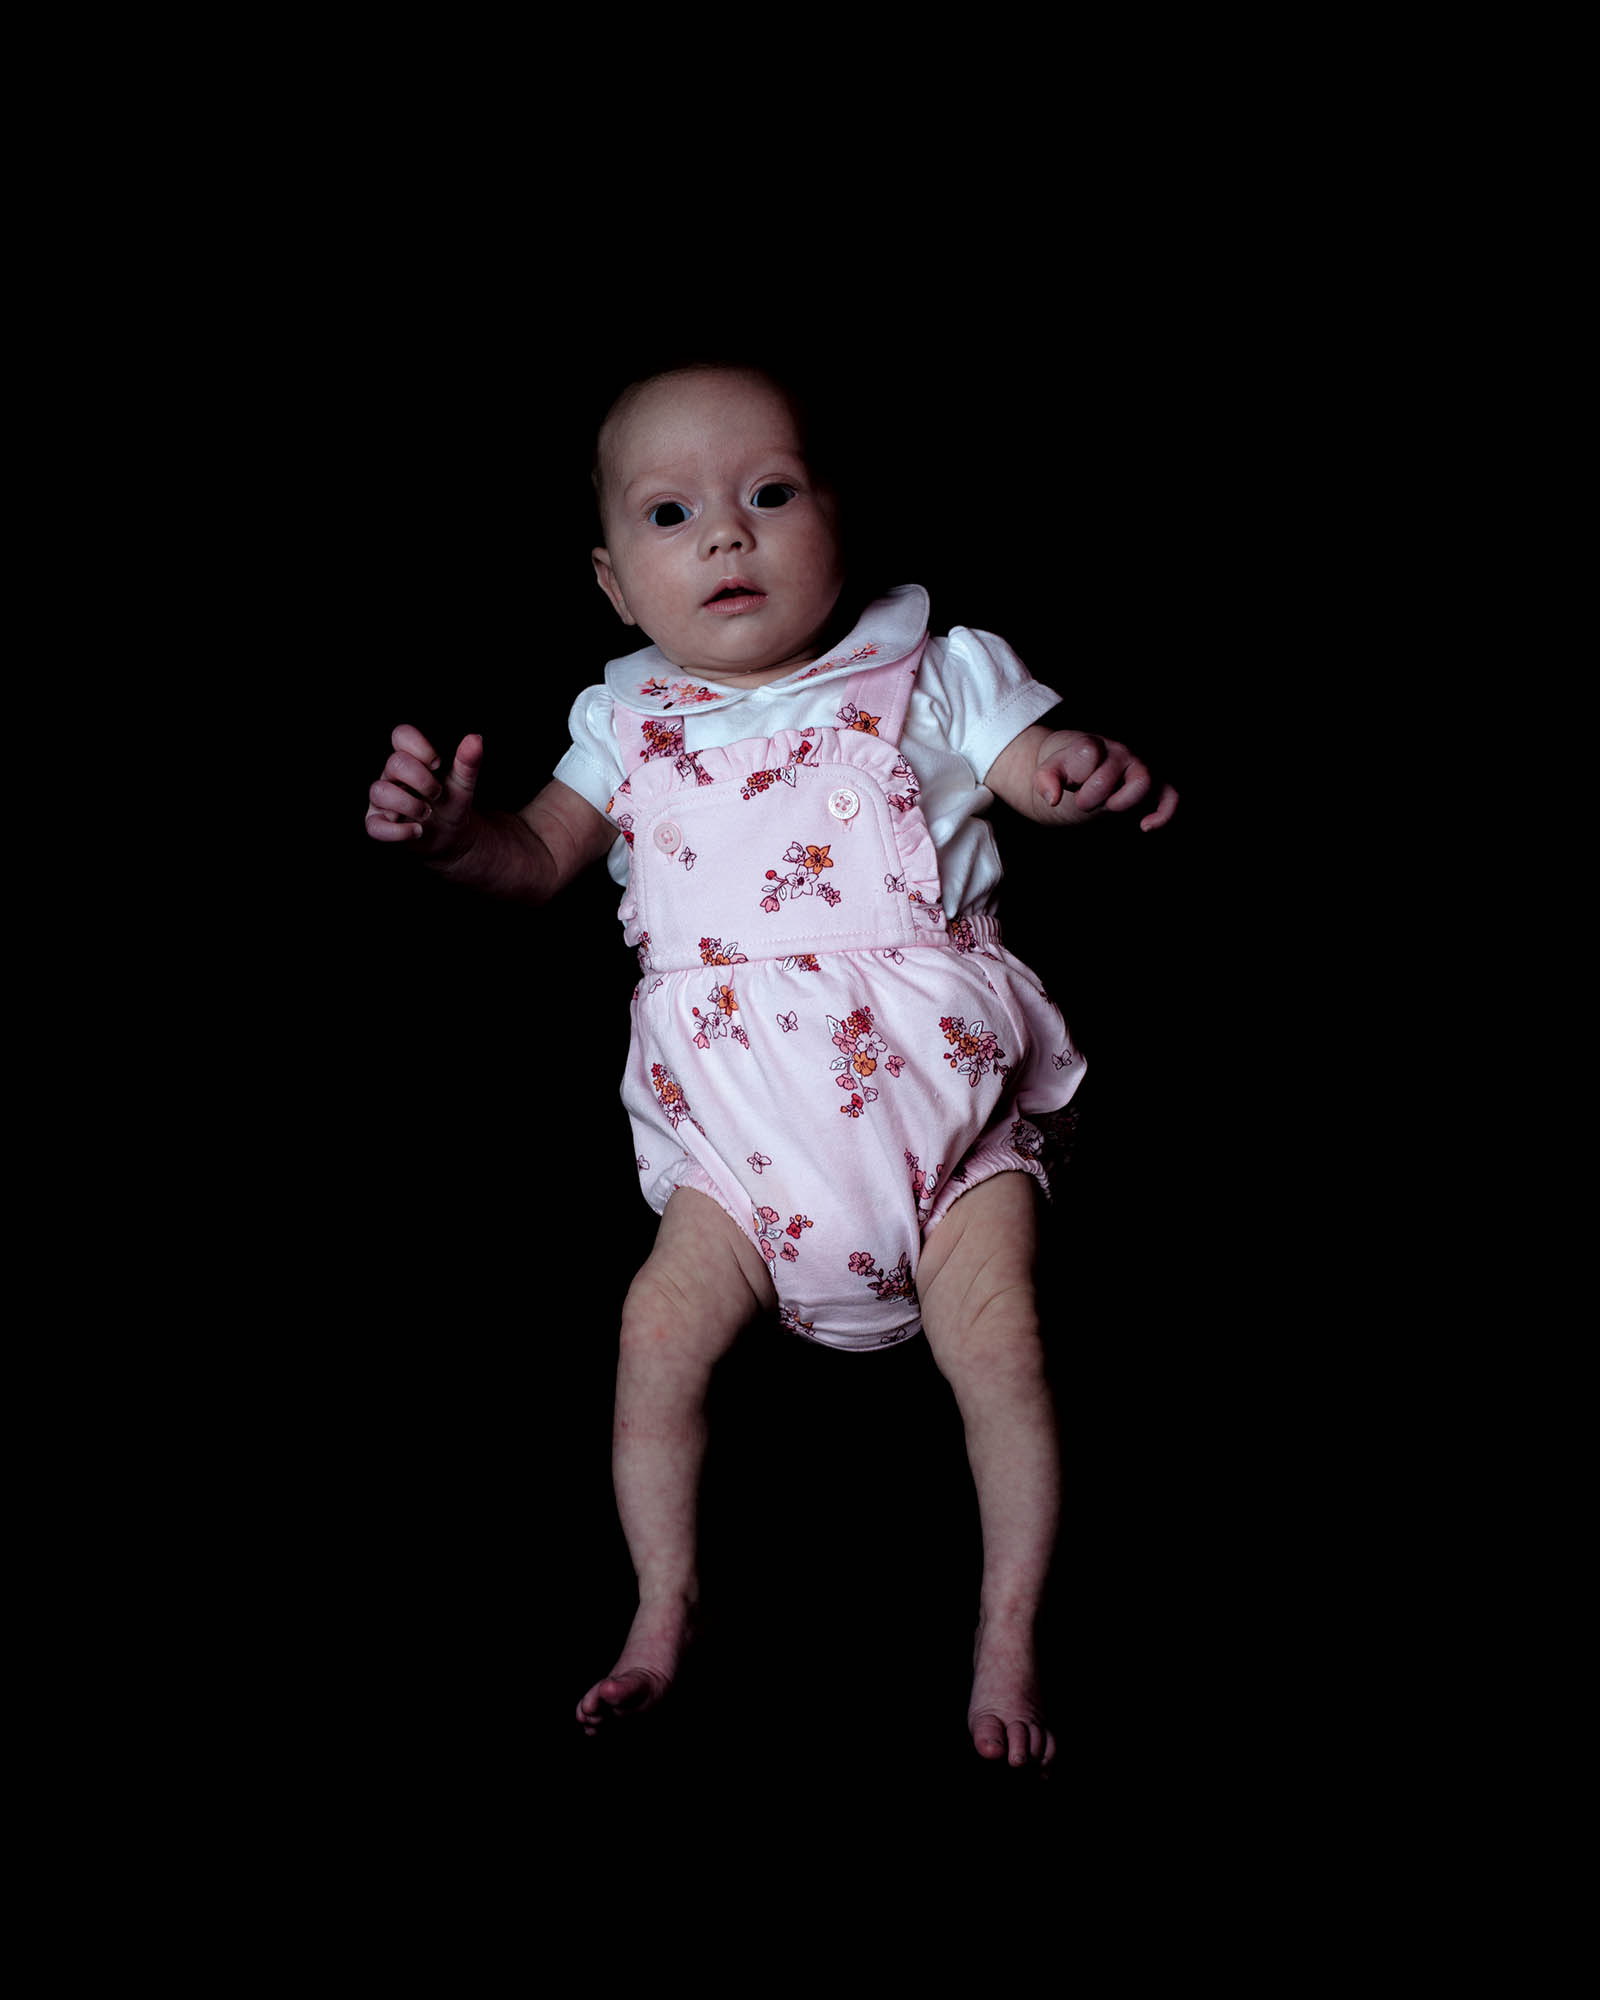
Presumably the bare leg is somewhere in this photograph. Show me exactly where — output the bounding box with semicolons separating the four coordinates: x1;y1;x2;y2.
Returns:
918;1172;1059;1768
576;1187;776;1734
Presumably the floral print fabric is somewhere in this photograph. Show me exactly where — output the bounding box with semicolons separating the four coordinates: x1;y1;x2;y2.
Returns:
617;651;1084;1351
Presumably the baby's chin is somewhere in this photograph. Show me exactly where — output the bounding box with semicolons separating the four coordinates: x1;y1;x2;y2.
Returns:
644;588;848;687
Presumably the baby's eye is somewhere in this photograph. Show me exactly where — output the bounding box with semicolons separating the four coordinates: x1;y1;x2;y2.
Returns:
648;501;693;528
752;483;797;509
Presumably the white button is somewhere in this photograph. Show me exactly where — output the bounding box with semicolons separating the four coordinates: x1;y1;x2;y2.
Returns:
827;787;860;821
654;820;682;854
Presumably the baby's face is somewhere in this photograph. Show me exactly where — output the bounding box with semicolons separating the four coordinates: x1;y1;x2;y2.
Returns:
592;369;844;685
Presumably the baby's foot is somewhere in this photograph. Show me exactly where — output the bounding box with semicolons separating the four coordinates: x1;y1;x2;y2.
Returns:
576;1596;694;1736
967;1608;1056;1770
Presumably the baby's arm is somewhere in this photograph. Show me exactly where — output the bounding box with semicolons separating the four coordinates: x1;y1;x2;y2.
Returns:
984;724;1179;833
365;724;616;902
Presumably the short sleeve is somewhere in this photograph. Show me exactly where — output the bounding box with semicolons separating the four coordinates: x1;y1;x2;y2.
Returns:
553;684;626;813
916;628;1062;784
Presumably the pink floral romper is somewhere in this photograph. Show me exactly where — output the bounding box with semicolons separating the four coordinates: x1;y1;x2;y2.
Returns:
607;621;1085;1351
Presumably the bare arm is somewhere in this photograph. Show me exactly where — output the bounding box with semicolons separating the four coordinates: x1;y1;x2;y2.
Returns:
365;725;616;902
984;724;1179;833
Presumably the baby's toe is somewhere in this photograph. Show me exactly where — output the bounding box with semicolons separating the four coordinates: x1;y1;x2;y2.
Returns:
599;1674;638;1714
607;1668;665;1715
576;1671;642;1731
971;1711;1009;1760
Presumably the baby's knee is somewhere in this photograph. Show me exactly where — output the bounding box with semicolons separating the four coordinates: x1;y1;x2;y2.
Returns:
619;1266;709;1356
618;1198;772;1372
614;1275;735;1412
924;1274;1048;1405
967;1285;1046;1378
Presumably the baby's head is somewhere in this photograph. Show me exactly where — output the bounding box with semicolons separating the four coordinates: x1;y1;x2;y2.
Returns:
590;362;847;686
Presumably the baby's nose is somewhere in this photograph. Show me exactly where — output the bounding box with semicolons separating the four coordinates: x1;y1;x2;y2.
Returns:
701;510;752;556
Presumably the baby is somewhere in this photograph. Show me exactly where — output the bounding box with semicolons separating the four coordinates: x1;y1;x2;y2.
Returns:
365;362;1177;1770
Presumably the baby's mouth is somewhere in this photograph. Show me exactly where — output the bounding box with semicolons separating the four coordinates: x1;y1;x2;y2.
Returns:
703;581;767;613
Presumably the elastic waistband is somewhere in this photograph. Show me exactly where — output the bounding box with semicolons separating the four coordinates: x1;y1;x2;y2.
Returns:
635;910;1004;977
948;911;1004;954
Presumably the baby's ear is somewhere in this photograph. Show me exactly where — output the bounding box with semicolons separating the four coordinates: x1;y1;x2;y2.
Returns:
592;549;634;626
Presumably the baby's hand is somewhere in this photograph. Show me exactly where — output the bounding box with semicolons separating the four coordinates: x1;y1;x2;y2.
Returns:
1033;731;1178;832
365;724;484;856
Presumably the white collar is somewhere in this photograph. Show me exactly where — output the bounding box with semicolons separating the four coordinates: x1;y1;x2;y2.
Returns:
602;584;929;714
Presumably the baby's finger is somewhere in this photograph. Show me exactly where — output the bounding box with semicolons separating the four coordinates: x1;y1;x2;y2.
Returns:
1139;782;1180;832
438;733;485;806
1034;734;1103;808
390;723;444;771
1095;759;1154;815
382;749;443;801
369;777;434;822
1057;734;1107;790
1071;750;1139;813
364;806;425;842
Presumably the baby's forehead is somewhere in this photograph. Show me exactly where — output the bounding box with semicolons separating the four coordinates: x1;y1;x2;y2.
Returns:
600;369;807;488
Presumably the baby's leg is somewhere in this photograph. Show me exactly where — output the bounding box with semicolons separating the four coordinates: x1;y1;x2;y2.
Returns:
577;1187;776;1734
918;1172;1059;1769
